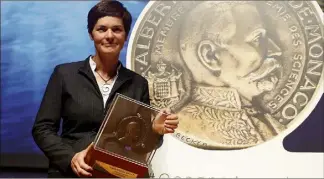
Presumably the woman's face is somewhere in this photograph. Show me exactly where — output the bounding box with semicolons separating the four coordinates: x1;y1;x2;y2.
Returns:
90;16;126;56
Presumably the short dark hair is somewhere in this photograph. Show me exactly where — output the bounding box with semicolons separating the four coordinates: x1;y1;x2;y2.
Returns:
87;0;132;38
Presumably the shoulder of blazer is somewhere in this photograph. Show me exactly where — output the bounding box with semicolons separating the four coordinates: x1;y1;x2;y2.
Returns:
50;56;91;79
54;60;85;74
51;56;148;86
119;66;148;85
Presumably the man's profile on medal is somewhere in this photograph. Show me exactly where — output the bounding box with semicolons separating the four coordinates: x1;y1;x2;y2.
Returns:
177;1;287;149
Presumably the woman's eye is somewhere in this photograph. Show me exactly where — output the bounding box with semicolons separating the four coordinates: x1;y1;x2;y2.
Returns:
97;26;107;32
113;28;122;32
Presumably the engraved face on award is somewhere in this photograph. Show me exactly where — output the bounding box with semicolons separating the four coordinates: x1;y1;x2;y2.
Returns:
118;121;141;146
115;113;147;150
94;93;160;166
127;1;324;149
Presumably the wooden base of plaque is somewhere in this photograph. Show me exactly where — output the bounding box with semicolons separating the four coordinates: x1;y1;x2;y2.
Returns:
86;146;149;178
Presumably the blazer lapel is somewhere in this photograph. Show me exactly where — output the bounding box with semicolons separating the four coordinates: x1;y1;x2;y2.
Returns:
107;63;133;104
78;56;102;99
78;56;134;112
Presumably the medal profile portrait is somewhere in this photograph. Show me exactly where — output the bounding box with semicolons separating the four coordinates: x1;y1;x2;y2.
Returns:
128;1;324;149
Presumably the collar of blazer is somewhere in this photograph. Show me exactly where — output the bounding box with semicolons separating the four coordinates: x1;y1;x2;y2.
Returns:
78;55;134;100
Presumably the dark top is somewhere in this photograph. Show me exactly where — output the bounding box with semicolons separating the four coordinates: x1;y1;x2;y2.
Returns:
31;56;161;177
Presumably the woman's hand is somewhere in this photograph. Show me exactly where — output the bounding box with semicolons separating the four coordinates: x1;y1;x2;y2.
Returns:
71;143;94;177
152;108;179;135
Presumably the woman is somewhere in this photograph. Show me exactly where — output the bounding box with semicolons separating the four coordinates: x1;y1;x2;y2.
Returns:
31;1;179;178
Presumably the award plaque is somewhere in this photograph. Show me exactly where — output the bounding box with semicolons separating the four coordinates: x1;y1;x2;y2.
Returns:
86;93;163;178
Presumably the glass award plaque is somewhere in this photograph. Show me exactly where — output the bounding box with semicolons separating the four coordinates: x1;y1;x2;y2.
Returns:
86;93;163;178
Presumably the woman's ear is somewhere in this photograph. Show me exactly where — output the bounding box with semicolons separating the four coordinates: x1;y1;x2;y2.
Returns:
197;40;221;73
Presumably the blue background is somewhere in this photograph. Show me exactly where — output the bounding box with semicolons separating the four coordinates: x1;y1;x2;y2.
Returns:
1;1;147;155
0;0;323;169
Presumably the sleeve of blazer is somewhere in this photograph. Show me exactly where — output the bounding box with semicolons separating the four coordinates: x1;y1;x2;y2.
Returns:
141;79;151;106
32;65;75;174
140;79;164;148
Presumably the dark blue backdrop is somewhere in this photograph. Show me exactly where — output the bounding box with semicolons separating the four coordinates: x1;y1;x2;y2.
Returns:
0;0;323;169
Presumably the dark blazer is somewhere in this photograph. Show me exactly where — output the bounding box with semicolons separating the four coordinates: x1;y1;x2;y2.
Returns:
32;56;161;177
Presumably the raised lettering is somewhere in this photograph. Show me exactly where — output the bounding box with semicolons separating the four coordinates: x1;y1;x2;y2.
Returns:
136;42;150;50
293;60;302;68
305;25;321;44
307;60;323;76
309;43;323;58
300;75;316;90
135;52;149;66
268;100;278;109
280;88;290;96
140;26;154;39
147;13;162;26
288;1;303;9
282;104;298;120
297;7;314;21
289;72;298;80
155;3;171;17
293;92;309;107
